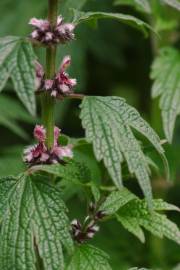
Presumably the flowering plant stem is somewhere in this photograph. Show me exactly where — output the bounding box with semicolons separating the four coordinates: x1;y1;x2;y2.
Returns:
41;0;58;149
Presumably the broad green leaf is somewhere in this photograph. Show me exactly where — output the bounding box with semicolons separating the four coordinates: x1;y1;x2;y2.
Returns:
31;160;91;185
66;244;112;270
80;96;167;206
0;36;36;115
114;0;151;14
0;95;34;139
72;9;154;35
100;188;136;215
162;0;180;11
151;47;180;142
116;199;180;244
0;174;73;270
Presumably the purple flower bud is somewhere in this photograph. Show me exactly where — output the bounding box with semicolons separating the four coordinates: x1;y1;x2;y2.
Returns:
29;18;50;31
44;79;54;90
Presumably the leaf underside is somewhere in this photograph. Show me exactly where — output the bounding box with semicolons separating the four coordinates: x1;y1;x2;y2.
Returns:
0;175;73;270
151;47;180;142
80;96;166;206
0;36;36;115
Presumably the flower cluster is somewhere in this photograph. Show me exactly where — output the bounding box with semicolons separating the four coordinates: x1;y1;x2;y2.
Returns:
23;125;73;166
71;202;106;244
29;16;75;45
35;55;77;98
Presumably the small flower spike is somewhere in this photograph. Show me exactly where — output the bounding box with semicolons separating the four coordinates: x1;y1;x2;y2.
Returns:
23;125;73;166
48;55;77;97
71;202;105;244
29;15;75;46
35;56;77;97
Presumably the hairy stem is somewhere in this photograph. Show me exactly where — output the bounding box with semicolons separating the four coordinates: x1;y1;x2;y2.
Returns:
41;0;58;149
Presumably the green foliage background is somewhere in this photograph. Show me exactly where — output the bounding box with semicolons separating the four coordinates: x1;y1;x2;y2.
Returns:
0;0;179;269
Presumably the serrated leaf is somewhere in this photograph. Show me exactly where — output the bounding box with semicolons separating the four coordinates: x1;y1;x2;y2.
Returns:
114;0;151;14
80;96;167;206
72;9;154;35
116;199;180;244
0;36;36;115
66;244;112;270
100;188;136;215
31;160;91;185
0;174;73;269
163;0;180;11
151;47;180;142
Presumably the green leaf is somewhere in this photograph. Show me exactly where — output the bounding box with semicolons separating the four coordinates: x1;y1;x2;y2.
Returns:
116;199;180;244
0;174;73;269
100;188;136;215
72;9;154;35
151;47;180;142
66;244;112;270
162;0;180;11
80;96;167;206
114;0;151;14
31;160;92;185
0;36;36;115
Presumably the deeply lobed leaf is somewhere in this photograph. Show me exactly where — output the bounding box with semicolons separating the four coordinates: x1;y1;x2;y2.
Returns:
116;199;180;244
151;47;180;142
80;96;167;206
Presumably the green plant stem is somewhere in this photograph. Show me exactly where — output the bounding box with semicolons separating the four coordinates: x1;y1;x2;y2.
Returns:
41;0;58;149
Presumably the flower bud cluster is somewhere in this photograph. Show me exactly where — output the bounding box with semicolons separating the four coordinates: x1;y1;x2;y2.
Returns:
23;125;73;166
71;202;106;244
29;16;75;45
35;55;77;98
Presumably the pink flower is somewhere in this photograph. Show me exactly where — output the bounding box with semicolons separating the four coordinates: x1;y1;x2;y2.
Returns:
29;15;75;45
34;125;46;142
29;18;50;31
35;61;44;90
23;125;73;166
51;56;77;97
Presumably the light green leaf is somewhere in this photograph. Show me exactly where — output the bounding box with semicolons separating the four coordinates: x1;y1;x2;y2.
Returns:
72;9;154;35
162;0;180;11
151;47;180;142
114;0;151;14
100;188;136;215
0;174;73;270
66;244;112;270
80;96;167;206
116;199;180;244
0;36;36;115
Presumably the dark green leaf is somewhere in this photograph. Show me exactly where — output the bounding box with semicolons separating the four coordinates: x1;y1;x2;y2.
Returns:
114;0;151;14
72;9;154;35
